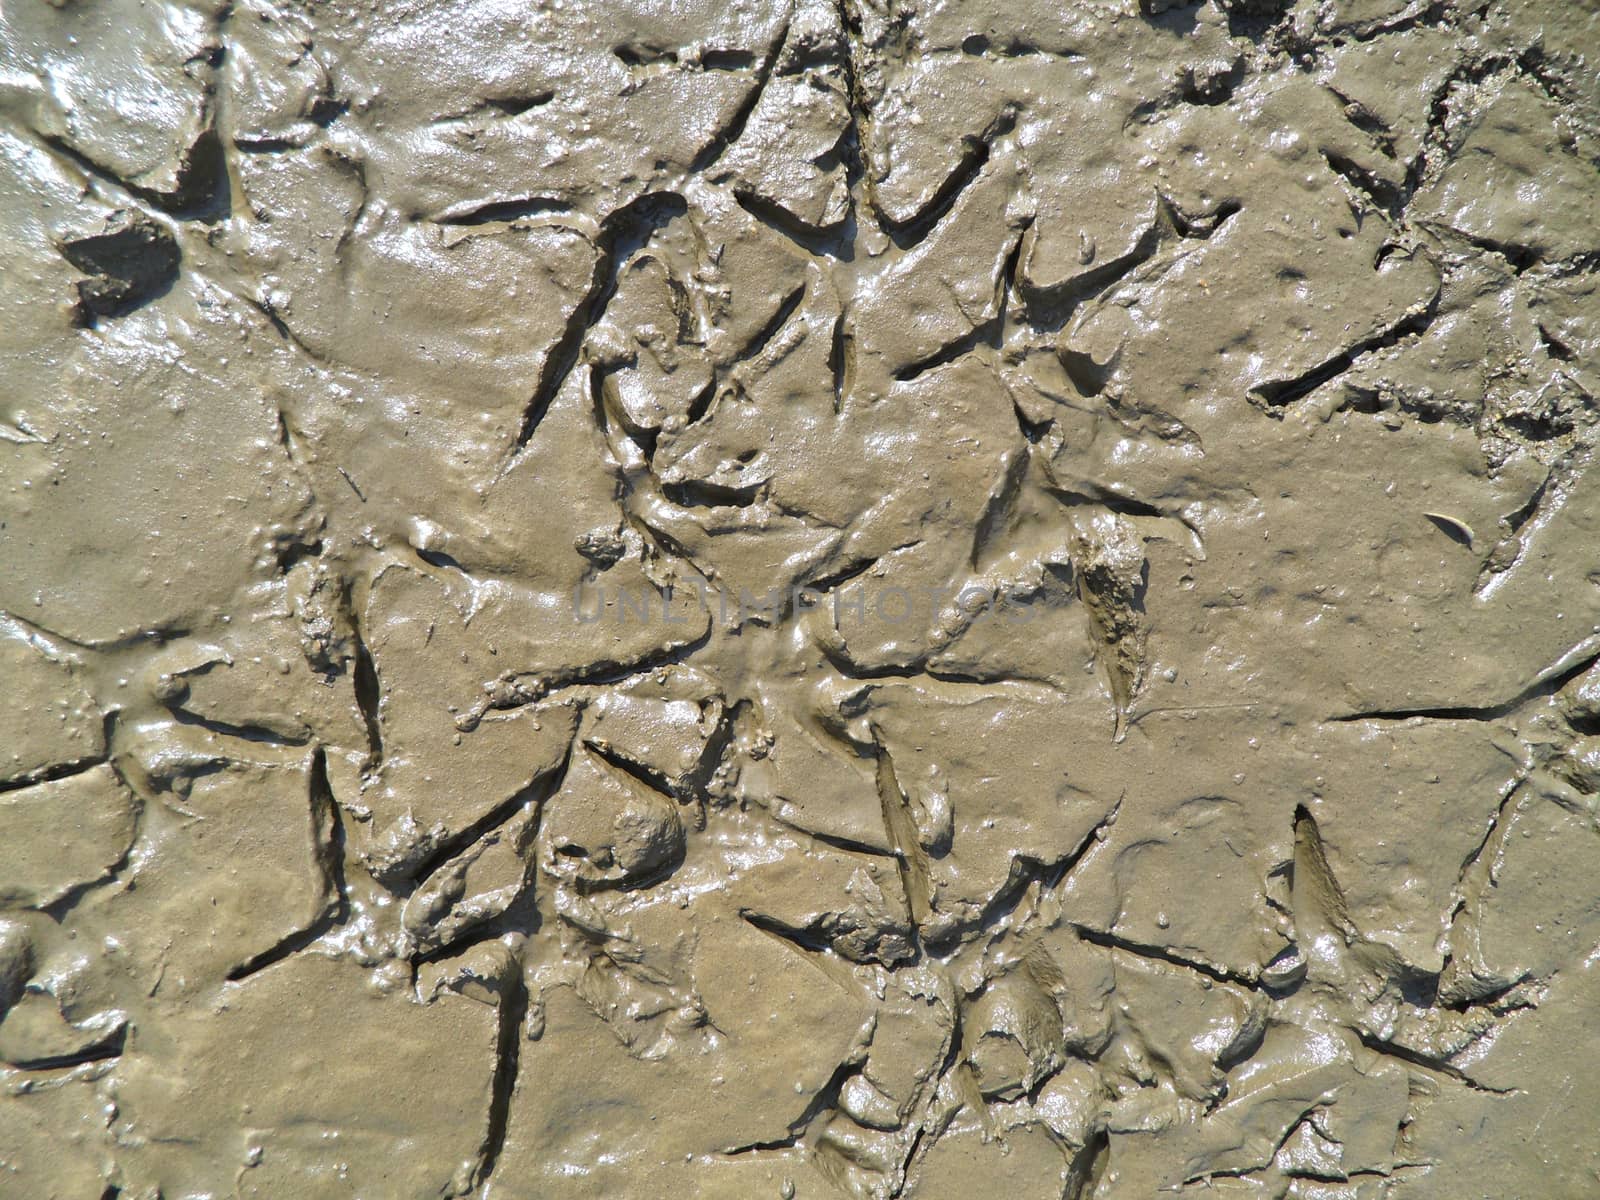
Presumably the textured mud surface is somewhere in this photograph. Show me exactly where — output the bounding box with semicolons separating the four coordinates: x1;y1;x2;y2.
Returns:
3;0;1600;1196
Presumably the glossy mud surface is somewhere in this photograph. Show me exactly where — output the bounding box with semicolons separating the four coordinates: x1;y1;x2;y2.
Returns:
3;0;1600;1196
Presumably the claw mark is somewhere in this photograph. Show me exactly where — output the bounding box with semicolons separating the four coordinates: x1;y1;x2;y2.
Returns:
583;736;679;798
690;14;793;174
509;192;689;457
408;737;575;888
871;730;933;931
736;283;808;370
1353;1029;1517;1094
1022;193;1238;332
347;602;384;774
1250;288;1441;410
474;970;529;1188
1073;924;1264;991
1067;1128;1111;1200
1477;446;1595;597
5;1022;127;1072
891;221;1028;384
740;911;865;990
1291;803;1361;942
1329;638;1600;723
0;754;108;794
969;446;1030;570
937;796;1119;950
735;187;853;257
1070;513;1149;741
227;748;349;981
721;1055;864;1156
878;107;1017;251
828;308;854;412
434;195;568;226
